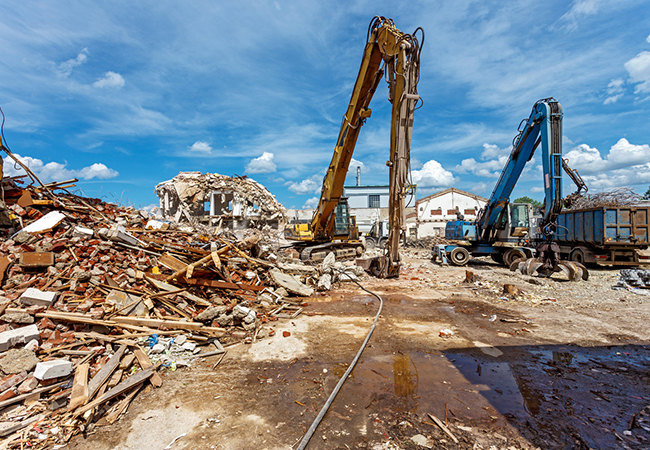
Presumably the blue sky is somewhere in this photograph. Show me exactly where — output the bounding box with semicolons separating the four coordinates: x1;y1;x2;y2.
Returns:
1;0;649;210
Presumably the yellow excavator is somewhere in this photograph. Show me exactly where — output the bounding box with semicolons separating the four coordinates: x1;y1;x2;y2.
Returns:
285;16;423;278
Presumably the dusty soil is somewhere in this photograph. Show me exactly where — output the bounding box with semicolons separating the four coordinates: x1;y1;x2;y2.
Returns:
68;252;650;450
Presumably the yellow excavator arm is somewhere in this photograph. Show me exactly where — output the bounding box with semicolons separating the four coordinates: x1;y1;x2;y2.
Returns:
312;16;423;277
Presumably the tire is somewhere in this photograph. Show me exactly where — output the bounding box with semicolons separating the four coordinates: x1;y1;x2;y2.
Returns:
450;247;470;266
503;248;526;267
365;237;377;251
490;253;504;264
378;237;388;248
570;249;585;264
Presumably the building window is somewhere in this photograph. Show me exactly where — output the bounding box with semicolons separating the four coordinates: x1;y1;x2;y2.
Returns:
368;195;381;208
431;210;442;215
464;209;476;215
447;209;457;215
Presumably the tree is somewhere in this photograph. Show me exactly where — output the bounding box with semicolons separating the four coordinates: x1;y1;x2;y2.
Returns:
513;196;542;207
643;187;650;200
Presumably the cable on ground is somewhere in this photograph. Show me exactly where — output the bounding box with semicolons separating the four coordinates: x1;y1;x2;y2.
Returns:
295;270;384;449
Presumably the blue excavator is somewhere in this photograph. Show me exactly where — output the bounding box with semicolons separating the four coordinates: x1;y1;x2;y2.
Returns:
434;98;589;281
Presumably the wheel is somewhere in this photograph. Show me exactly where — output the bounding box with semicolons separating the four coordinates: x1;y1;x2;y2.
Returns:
490;253;504;264
365;237;377;251
449;247;470;266
378;237;388;248
503;248;526;266
570;249;585;264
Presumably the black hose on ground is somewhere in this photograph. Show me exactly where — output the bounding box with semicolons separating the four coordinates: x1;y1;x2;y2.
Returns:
295;271;384;449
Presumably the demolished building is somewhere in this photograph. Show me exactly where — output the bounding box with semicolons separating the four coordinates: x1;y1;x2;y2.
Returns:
154;172;287;230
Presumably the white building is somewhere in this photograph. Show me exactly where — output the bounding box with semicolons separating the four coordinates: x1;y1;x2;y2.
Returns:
416;188;487;237
343;185;390;234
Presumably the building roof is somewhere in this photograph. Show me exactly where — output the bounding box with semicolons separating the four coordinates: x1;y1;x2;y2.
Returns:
415;187;488;205
344;185;390;189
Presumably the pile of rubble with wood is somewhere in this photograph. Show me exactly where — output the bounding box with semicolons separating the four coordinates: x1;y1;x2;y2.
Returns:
0;172;361;448
154;171;287;230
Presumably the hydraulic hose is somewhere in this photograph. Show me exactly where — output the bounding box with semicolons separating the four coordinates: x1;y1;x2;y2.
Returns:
295;273;384;449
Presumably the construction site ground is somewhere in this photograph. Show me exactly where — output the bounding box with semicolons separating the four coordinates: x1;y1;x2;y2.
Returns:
69;251;650;450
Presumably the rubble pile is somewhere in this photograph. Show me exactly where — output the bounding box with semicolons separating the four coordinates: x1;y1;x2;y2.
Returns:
404;235;450;249
154;172;287;229
565;187;644;210
0;175;323;448
612;268;650;291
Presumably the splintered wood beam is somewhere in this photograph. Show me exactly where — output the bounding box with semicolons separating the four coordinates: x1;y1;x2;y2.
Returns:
183;278;265;291
87;345;126;400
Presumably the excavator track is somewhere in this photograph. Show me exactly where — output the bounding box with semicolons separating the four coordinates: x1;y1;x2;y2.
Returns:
299;242;364;263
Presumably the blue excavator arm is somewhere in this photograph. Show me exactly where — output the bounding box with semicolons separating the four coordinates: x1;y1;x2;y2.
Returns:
478;98;563;240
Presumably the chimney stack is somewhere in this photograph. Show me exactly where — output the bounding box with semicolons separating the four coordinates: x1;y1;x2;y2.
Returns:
356;166;361;186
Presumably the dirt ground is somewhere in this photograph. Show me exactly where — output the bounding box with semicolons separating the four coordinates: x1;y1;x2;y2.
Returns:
68;251;650;450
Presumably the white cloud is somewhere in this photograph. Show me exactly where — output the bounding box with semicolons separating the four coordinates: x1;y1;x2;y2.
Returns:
348;158;366;174
302;197;318;209
188;141;212;154
93;71;125;89
604;78;625;104
563;138;650;189
625;51;650;93
558;0;603;31
647;34;650;44
565;138;650;175
455;144;511;178
530;186;544;193
246;152;277;174
287;176;321;195
471;181;491;194
3;154;119;182
55;48;88;78
411;159;456;188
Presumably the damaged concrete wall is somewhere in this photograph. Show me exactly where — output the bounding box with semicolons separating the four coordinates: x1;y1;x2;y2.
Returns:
154;172;287;230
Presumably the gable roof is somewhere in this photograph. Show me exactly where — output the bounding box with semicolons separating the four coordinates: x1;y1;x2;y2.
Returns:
415;187;488;206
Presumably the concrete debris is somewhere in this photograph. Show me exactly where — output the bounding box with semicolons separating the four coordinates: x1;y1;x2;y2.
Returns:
154;172;287;230
33;359;73;380
19;288;58;307
0;348;39;375
0;171;327;447
270;269;314;297
613;269;650;292
0;324;40;351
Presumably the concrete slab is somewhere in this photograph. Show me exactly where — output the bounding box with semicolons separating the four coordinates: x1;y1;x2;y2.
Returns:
19;288;58;307
0;325;40;352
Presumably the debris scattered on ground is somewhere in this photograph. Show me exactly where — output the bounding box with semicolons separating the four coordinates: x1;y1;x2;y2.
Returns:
0;172;340;448
612;269;650;293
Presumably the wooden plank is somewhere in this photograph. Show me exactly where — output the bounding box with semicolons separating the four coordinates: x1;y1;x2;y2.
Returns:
104;384;142;424
19;252;54;267
145;276;210;306
31;199;55;205
112;317;226;336
158;252;187;272
0;381;68;410
184;278;265;291
16;190;33;208
74;366;157;416
87;345;126;400
0;256;11;285
112;316;204;331
68;363;89;410
427;413;458;444
132;346;163;388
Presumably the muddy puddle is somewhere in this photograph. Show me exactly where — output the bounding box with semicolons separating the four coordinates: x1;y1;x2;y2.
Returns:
276;343;650;449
